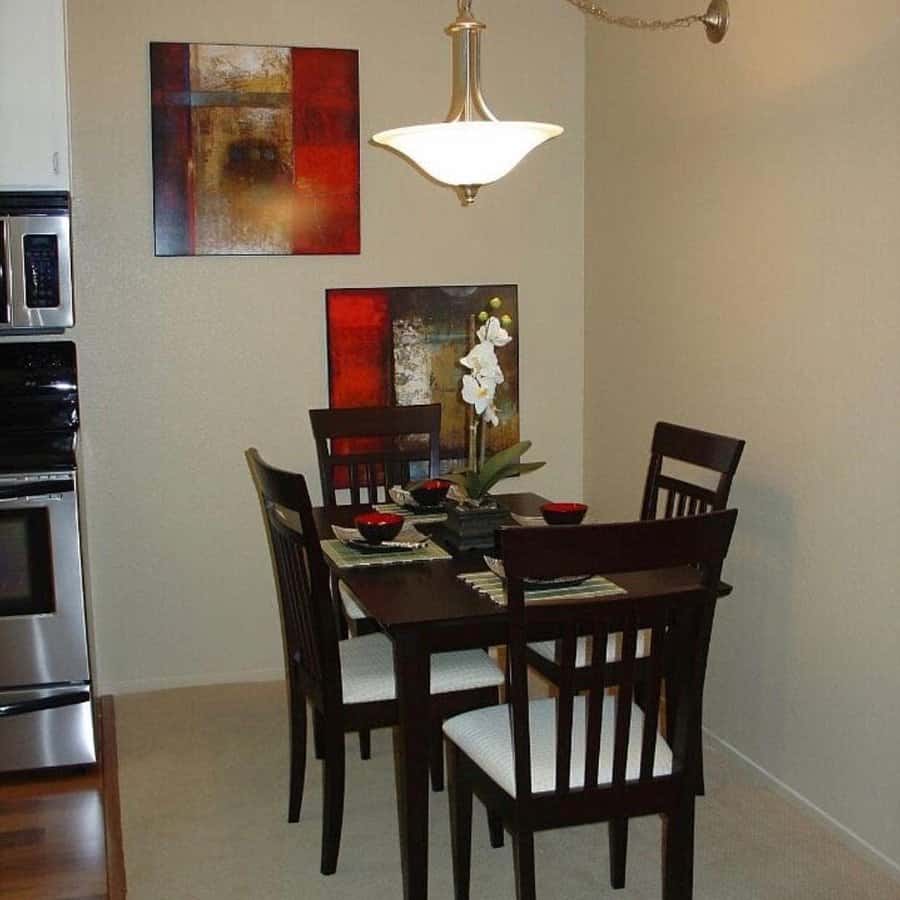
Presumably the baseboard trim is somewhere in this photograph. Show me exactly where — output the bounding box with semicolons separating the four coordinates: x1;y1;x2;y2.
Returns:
703;726;900;880
103;666;284;695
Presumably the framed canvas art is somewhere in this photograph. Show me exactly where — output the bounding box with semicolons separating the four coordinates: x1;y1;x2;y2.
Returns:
150;42;360;256
326;285;519;475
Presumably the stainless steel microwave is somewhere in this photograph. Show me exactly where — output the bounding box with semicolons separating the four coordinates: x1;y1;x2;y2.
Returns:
0;192;73;333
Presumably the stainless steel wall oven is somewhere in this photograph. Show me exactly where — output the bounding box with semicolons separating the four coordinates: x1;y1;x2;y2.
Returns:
0;341;94;772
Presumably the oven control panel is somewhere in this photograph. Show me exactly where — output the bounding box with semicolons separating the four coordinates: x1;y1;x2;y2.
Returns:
23;235;61;309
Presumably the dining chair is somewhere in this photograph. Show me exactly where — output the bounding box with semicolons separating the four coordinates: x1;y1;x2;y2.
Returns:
444;510;738;900
525;421;745;795
246;448;503;875
309;403;442;638
309;403;443;766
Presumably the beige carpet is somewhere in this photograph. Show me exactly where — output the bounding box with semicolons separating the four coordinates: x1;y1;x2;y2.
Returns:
116;682;899;899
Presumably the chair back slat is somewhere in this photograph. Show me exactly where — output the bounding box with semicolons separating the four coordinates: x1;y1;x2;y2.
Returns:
583;618;609;788
639;620;667;780
641;422;745;522
500;512;737;810
246;449;343;707
554;626;578;793
309;404;442;509
611;621;638;786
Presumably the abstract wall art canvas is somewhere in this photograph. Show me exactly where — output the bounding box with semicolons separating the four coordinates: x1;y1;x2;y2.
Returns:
326;285;519;474
150;42;360;256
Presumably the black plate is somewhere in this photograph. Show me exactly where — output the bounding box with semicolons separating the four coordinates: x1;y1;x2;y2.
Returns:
525;574;593;589
347;539;413;554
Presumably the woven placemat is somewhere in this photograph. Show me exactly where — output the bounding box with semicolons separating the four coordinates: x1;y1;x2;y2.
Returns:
373;502;447;524
321;538;451;569
458;571;626;606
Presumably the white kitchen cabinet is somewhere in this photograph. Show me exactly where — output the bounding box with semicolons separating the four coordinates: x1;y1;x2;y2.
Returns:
0;0;70;190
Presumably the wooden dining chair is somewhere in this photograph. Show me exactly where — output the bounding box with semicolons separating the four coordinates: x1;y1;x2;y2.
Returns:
309;403;442;637
309;404;443;765
444;511;738;900
246;449;503;875
525;421;745;795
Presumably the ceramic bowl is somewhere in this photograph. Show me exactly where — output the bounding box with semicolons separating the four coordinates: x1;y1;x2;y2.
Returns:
353;512;404;544
409;479;452;508
540;502;588;525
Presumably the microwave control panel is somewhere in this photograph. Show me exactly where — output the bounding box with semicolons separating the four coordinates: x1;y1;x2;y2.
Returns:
23;235;61;309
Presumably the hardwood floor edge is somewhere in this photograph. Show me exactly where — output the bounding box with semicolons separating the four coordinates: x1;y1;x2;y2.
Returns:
100;695;127;899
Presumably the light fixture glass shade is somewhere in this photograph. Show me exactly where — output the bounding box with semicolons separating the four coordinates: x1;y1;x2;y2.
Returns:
372;120;563;188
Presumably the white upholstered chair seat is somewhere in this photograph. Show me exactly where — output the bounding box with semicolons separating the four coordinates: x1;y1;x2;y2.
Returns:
338;580;370;620
443;694;672;797
339;633;504;706
529;628;652;668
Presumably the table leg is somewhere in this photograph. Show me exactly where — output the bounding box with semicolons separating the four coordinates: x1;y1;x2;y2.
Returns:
392;633;431;900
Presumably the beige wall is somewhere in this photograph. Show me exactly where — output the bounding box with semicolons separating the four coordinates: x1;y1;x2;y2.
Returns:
66;0;584;693
584;1;900;870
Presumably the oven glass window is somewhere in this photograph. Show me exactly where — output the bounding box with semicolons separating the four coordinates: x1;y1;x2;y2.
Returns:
0;509;54;617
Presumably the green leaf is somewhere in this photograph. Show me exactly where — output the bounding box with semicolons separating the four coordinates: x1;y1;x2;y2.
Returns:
477;460;545;496
476;441;532;492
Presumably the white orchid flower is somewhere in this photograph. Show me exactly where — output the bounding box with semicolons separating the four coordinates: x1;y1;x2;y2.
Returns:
460;341;504;383
476;316;512;347
482;402;500;427
461;374;497;416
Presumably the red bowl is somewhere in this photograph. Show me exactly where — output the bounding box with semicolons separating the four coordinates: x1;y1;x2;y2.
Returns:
354;512;404;544
540;502;588;526
409;478;452;508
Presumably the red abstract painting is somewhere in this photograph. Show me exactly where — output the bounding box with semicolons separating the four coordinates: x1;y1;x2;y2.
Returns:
150;42;360;256
326;285;520;476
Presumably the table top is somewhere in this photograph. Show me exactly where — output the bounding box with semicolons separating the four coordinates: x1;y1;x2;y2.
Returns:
313;492;717;632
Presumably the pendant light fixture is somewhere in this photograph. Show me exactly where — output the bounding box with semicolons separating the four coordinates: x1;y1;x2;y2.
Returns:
373;0;730;207
372;1;563;207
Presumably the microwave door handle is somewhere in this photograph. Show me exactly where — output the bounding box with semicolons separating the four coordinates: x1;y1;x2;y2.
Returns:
0;690;90;719
0;218;8;324
0;479;75;501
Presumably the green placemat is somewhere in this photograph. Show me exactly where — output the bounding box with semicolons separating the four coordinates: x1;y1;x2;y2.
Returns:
321;538;452;569
458;571;626;606
373;502;448;524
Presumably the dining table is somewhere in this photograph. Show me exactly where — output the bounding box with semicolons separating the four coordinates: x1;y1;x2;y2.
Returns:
313;491;724;900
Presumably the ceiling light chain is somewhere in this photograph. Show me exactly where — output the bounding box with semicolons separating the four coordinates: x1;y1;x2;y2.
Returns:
565;0;730;43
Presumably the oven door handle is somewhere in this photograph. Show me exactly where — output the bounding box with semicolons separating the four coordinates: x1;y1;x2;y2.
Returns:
0;479;75;502
0;689;90;719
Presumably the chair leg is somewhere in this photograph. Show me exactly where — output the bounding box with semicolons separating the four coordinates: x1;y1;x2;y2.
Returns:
313;709;325;760
608;818;628;888
695;735;706;796
487;808;505;848
430;720;445;792
512;831;537;900
447;743;473;900
662;795;696;900
359;729;371;760
288;695;307;823
320;729;346;876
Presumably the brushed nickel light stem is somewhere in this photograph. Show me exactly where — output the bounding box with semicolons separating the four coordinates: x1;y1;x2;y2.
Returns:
445;4;497;123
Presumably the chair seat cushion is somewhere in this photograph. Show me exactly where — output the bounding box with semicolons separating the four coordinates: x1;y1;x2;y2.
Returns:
340;634;504;705
338;580;370;620
528;629;652;668
443;694;672;797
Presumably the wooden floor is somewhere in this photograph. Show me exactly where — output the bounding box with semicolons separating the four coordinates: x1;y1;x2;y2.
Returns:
0;696;124;899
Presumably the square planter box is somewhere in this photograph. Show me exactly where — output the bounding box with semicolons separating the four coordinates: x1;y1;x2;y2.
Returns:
442;501;511;552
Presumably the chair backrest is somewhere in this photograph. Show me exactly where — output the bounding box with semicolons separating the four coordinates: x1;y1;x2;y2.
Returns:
309;404;442;507
246;448;342;707
499;510;737;814
640;422;745;521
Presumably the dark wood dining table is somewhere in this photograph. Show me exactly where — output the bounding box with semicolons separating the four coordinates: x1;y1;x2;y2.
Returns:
313;492;720;900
